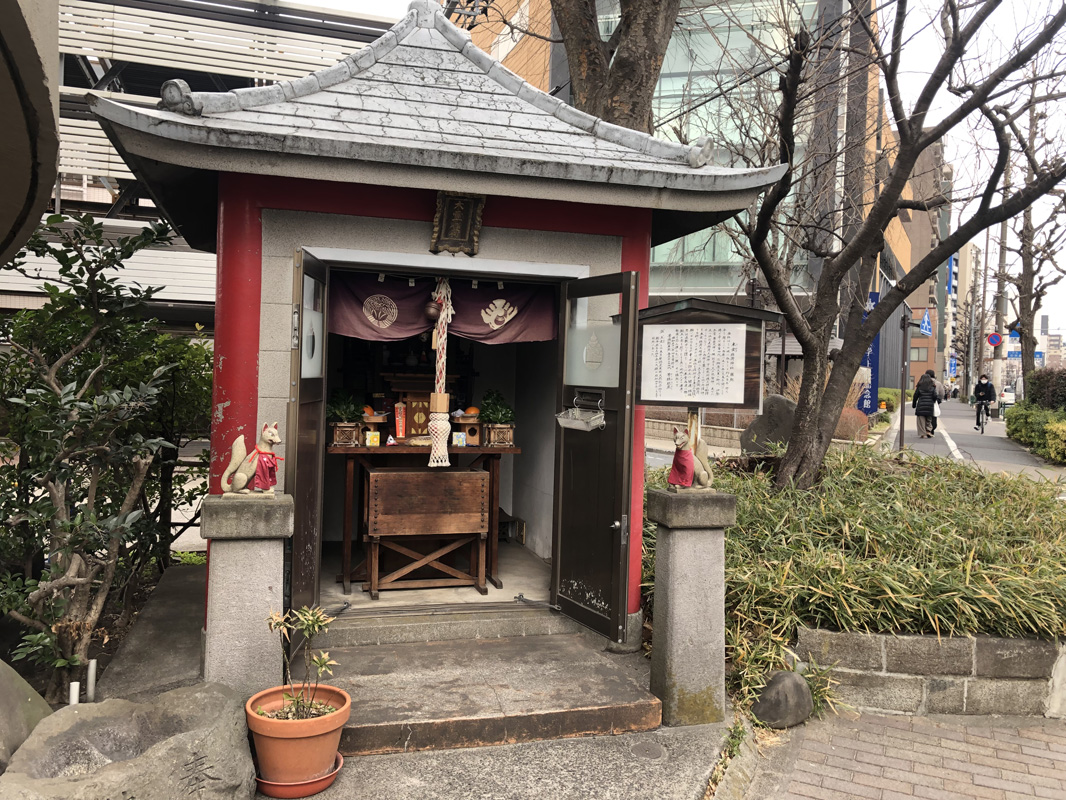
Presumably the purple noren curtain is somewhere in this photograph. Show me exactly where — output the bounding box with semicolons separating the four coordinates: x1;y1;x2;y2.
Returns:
329;273;557;343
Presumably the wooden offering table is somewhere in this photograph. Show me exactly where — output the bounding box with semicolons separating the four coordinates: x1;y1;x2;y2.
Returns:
328;445;521;597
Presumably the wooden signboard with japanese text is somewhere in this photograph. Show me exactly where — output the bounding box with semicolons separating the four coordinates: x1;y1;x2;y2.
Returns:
636;299;780;412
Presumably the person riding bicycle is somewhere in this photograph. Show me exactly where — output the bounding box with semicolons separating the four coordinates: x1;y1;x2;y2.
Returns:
973;374;995;430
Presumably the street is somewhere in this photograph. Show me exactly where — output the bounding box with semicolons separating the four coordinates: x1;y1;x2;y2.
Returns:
892;396;1065;482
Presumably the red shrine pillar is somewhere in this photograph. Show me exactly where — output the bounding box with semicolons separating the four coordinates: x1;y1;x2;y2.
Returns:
209;173;263;494
624;223;652;617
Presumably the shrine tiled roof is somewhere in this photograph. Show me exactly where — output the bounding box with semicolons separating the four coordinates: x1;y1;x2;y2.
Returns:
89;0;783;200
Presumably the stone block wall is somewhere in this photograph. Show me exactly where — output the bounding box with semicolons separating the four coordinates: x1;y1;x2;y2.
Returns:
645;419;743;449
795;626;1066;717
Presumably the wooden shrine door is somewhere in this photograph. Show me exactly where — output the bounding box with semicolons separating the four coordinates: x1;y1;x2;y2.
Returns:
552;271;639;643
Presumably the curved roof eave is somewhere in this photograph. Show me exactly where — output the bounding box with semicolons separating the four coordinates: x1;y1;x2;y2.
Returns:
89;95;785;205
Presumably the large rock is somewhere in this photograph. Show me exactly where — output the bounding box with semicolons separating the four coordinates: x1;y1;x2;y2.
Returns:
0;682;254;800
751;670;813;729
740;395;796;454
0;659;52;775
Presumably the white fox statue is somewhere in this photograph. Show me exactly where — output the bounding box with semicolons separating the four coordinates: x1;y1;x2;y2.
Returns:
220;422;283;494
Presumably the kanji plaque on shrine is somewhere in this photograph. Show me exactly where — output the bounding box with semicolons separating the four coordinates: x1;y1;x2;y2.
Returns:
430;191;486;255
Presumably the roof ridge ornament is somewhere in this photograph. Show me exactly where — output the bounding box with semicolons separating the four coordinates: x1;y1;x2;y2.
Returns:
160;80;202;116
408;0;440;26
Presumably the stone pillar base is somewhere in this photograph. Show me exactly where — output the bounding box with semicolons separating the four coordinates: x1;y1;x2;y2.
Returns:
646;490;735;726
201;494;293;700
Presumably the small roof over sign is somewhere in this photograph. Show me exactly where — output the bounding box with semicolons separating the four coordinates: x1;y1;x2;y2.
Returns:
88;0;785;251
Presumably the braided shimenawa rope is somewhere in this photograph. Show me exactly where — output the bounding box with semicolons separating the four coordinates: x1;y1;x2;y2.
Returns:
428;277;455;468
431;277;454;394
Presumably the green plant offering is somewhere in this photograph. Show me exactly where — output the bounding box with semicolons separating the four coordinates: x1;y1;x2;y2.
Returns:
479;389;515;424
326;392;362;423
261;606;339;720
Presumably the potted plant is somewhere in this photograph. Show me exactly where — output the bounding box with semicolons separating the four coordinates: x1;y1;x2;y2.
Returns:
245;607;351;794
326;392;363;446
480;389;516;447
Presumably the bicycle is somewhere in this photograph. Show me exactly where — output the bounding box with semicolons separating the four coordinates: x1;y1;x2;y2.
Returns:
974;400;990;435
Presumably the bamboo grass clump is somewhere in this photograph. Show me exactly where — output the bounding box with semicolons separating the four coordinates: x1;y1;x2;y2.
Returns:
645;446;1066;707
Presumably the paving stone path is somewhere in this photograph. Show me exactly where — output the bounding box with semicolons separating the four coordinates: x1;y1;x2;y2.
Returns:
780;712;1066;800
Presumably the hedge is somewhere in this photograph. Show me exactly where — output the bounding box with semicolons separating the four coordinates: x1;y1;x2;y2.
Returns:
1004;401;1066;463
1025;367;1066;411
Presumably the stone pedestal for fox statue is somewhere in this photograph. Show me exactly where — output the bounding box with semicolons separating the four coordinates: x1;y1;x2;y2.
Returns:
220;422;283;494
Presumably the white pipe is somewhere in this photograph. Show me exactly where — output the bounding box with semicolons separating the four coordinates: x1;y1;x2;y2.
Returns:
69;681;80;706
87;659;97;702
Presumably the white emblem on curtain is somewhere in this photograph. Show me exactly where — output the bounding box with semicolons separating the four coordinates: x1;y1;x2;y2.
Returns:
481;299;517;330
363;294;398;328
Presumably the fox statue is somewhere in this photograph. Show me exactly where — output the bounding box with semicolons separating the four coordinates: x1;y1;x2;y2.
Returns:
221;422;283;494
667;426;712;491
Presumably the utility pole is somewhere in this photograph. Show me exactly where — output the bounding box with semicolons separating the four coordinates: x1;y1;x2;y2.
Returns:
977;226;991;391
966;247;979;392
992;141;1010;407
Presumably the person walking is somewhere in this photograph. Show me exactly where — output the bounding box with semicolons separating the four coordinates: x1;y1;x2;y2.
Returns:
912;372;939;438
973;374;995;430
925;369;946;431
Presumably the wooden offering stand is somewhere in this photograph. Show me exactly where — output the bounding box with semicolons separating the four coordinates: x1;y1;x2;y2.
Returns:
329;443;520;597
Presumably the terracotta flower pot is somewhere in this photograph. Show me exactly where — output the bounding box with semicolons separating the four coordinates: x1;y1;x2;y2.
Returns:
246;685;352;785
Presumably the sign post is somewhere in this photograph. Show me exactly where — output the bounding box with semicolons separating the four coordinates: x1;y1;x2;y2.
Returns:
899;312;922;452
920;310;933;337
987;332;1003;348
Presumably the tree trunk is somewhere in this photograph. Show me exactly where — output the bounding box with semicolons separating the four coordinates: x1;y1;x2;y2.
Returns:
774;336;830;488
551;0;681;134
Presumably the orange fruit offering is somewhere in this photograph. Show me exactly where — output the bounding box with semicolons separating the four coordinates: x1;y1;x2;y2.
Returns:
465;406;479;416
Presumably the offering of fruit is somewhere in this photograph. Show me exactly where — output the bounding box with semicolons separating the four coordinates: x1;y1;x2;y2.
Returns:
465;406;480;416
362;405;375;417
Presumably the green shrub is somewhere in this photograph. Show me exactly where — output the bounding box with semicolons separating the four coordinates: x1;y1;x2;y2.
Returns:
1005;401;1066;456
1026;367;1066;411
1045;420;1066;464
644;447;1066;708
878;388;899;411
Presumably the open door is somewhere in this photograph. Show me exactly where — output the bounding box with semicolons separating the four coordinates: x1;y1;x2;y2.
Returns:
552;271;639;643
285;250;328;611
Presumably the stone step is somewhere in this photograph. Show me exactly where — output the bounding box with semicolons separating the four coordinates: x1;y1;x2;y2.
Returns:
317;602;584;647
325;633;660;755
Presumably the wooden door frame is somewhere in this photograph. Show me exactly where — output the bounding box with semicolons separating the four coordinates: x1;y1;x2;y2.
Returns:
285;249;329;611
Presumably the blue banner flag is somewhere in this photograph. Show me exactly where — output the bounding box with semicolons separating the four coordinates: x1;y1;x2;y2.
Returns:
858;292;880;414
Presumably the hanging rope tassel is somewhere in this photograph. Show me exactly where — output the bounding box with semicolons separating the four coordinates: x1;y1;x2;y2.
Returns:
428;278;454;468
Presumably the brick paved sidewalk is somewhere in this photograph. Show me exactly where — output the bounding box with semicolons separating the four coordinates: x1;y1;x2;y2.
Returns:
773;712;1066;800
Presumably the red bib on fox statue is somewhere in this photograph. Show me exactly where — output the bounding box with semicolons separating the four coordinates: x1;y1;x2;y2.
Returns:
250;447;281;491
668;426;713;491
668;448;695;488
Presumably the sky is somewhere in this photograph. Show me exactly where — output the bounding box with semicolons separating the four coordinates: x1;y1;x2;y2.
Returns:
303;0;1065;335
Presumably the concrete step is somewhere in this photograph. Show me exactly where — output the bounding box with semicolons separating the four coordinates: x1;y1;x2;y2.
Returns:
317;602;584;648
326;633;660;755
